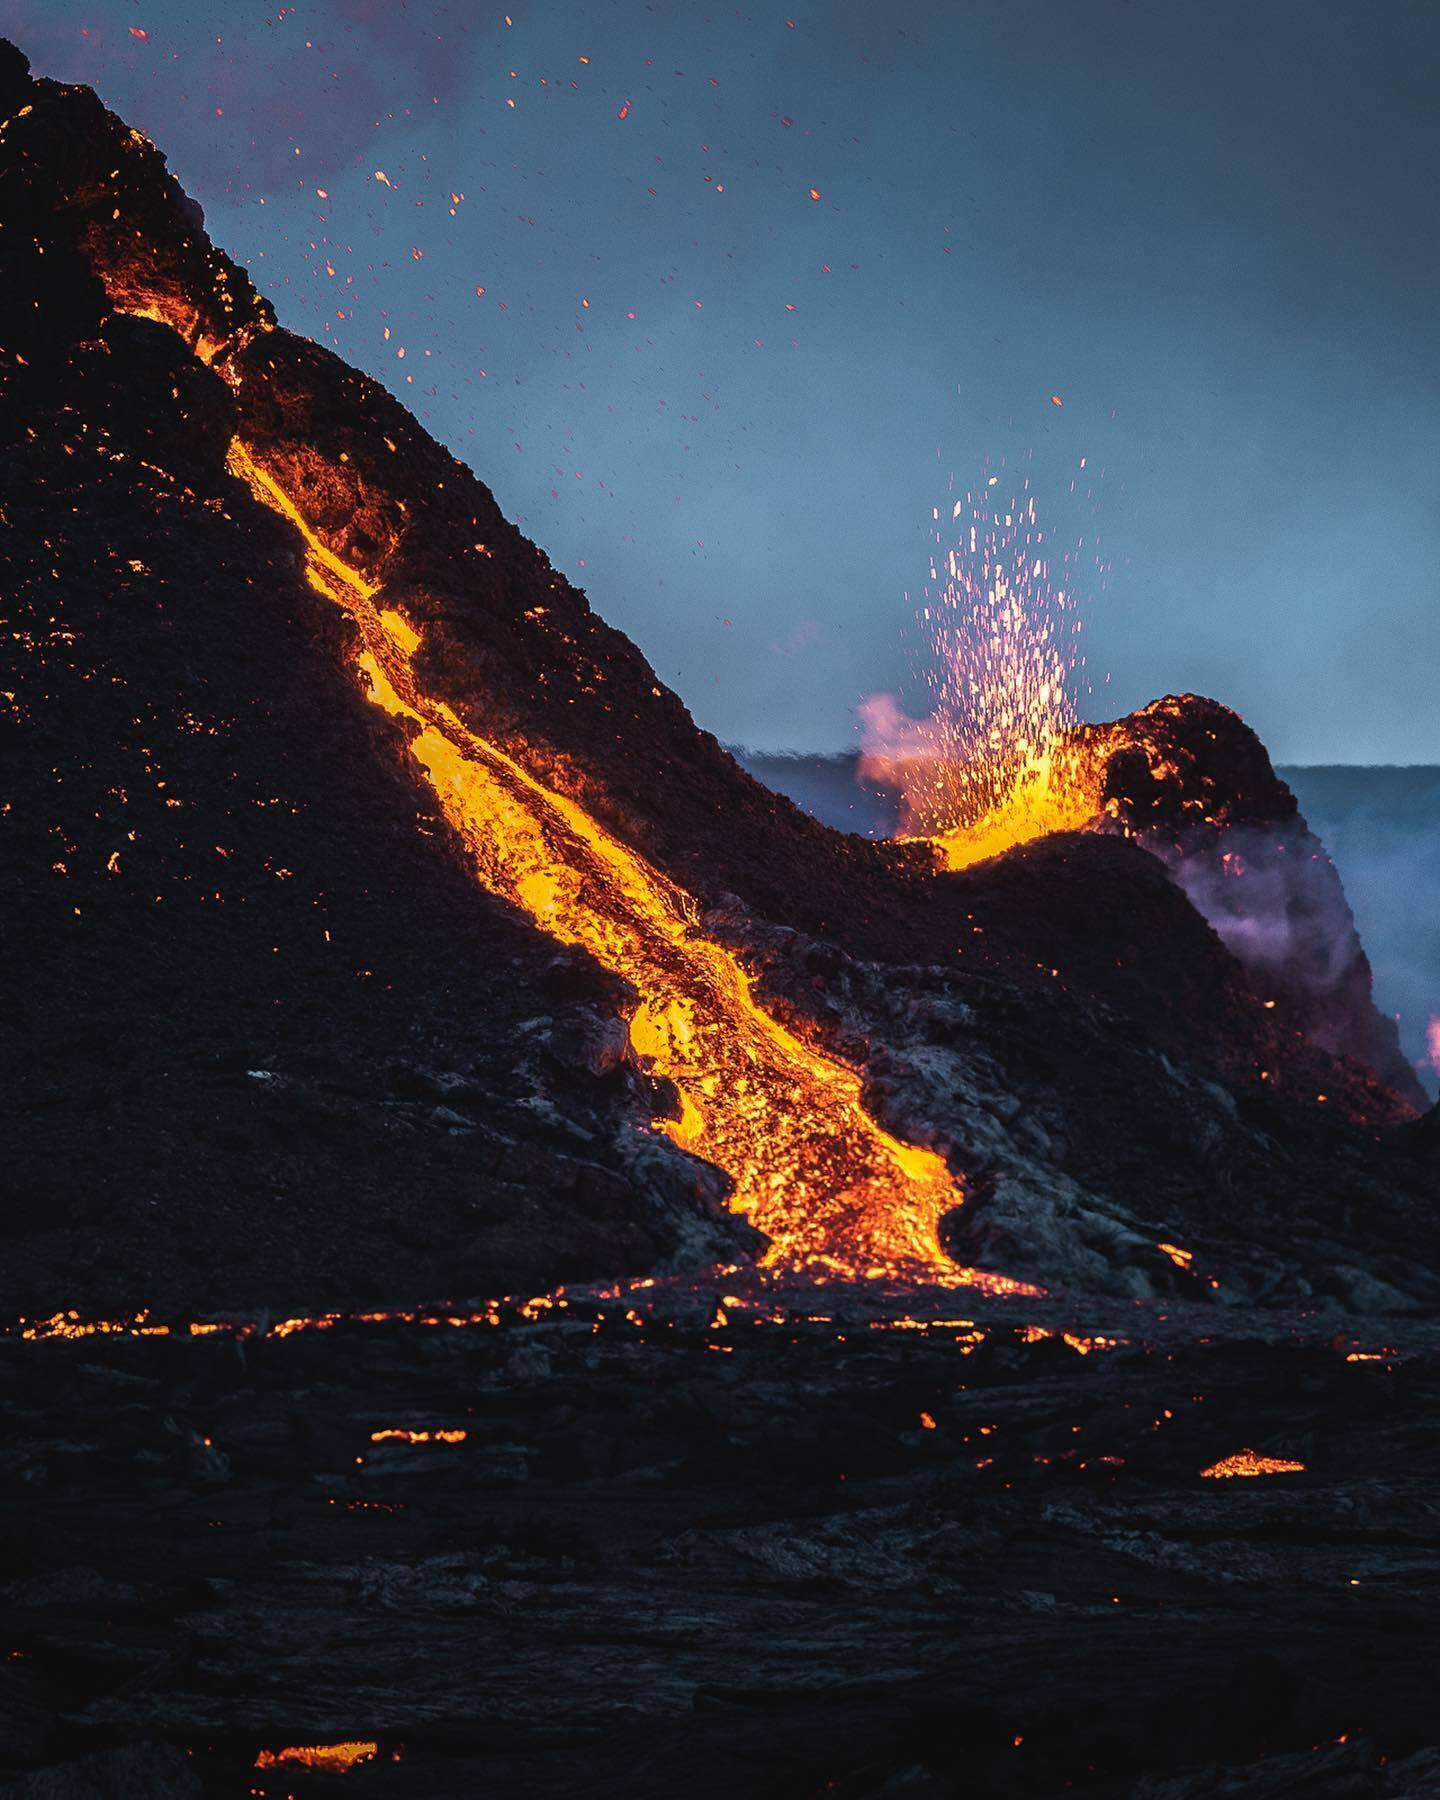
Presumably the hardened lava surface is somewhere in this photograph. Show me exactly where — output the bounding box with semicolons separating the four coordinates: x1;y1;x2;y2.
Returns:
4;1282;1440;1798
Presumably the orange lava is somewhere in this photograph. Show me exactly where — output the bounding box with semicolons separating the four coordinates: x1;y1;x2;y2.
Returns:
253;1741;379;1774
369;1428;467;1445
38;149;1050;1287
1199;1450;1306;1479
222;439;972;1279
17;1311;171;1341
927;759;1099;871
13;1267;1044;1345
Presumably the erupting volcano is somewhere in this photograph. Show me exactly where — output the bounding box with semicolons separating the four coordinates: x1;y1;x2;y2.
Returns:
3;29;1439;1800
1;21;1431;1319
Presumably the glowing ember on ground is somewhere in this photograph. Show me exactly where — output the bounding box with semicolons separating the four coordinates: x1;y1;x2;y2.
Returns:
1200;1450;1307;1479
253;1741;380;1773
18;1311;171;1341
1061;1332;1124;1355
860;485;1098;870
10;1264;1044;1346
369;1428;468;1445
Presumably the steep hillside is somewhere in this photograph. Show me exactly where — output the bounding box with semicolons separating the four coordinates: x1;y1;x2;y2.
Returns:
2;38;1434;1316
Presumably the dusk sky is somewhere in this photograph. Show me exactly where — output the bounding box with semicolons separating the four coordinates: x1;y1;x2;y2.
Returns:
6;0;1438;761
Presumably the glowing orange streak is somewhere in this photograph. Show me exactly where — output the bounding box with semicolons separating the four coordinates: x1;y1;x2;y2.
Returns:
1199;1450;1306;1479
254;1742;378;1774
369;1427;467;1444
224;442;984;1279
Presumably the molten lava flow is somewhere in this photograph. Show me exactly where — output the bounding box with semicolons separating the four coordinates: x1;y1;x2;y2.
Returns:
369;1428;468;1445
1199;1450;1307;1479
225;443;966;1278
253;1743;380;1774
17;1311;172;1341
861;486;1101;870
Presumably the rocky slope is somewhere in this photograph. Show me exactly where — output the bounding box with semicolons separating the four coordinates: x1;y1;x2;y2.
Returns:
0;306;749;1318
3;38;1434;1316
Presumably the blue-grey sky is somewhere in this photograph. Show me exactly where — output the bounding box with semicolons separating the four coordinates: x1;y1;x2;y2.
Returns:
7;0;1438;760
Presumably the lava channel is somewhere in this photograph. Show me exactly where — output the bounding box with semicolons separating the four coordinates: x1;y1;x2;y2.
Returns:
226;440;972;1281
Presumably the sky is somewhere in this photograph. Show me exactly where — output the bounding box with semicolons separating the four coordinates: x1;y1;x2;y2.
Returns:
5;0;1439;761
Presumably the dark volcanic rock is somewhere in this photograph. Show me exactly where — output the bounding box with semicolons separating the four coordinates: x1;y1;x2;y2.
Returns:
1097;695;1423;1108
0;1744;200;1799
3;1286;1440;1798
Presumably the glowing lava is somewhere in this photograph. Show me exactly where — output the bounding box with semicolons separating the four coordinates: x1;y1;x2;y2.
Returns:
369;1428;468;1445
223;441;966;1278
861;485;1100;870
254;1742;380;1775
58;90;1013;1281
1200;1450;1307;1479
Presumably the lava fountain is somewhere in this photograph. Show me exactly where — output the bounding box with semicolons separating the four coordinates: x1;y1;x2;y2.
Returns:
861;482;1100;870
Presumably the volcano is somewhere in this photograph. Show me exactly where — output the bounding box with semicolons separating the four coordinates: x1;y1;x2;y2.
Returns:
3;40;1440;1800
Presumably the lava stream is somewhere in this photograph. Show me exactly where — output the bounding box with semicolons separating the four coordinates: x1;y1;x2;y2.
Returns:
226;442;961;1276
